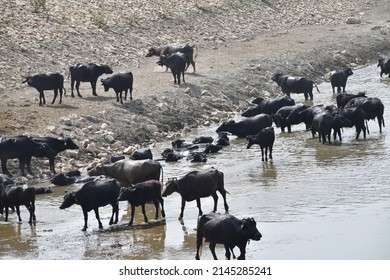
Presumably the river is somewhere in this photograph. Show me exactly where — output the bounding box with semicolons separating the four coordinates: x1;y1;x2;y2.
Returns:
0;63;389;260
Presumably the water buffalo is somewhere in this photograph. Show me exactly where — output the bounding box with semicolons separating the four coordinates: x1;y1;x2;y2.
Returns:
241;95;295;117
330;67;353;93
336;92;366;108
118;180;165;226
272;104;310;132
162;168;229;220
87;159;163;187
339;107;367;139
22;72;65;106
216;113;273;138
146;44;197;72
101;72;133;103
0;184;36;223
59;178;120;231
377;58;390;77
130;148;153;160
68;63;113;97
344;96;385;133
311;111;352;144
286;105;325;130
272;73;319;100
193;136;214;144
195;212;262;260
246;127;275;162
216;131;230;146
0;135;53;176
157;53;186;85
30;136;79;174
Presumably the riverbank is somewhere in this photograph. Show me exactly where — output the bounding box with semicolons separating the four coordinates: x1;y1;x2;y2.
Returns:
0;0;389;180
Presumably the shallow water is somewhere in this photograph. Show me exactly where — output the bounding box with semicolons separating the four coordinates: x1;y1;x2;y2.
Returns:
1;63;390;260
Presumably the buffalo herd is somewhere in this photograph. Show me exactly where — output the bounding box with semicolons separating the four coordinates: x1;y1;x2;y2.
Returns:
1;50;389;260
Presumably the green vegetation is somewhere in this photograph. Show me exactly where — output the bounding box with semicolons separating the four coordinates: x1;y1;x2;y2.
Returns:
30;0;47;13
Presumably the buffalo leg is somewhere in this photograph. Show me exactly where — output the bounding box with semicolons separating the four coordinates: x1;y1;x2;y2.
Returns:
129;88;133;101
224;244;231;260
195;232;203;260
264;147;268;162
49;157;56;174
15;205;22;222
75;81;83;97
70;78;75;97
52;89;58;104
209;243;218;260
91;80;98;96
153;200;159;220
237;245;247;260
129;204;136;226
141;203;148;223
269;145;273;161
27;202;36;224
109;202;118;225
24;157;34;176
158;197;166;218
195;198;203;216
218;189;229;213
178;198;186;220
93;208;103;229
182;71;185;83
81;208;89;231
211;192;218;212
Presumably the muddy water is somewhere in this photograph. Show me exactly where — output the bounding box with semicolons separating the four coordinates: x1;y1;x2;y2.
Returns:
1;64;390;260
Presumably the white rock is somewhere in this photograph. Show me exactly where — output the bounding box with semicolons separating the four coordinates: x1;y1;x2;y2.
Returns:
346;17;361;24
123;146;136;154
65;150;79;159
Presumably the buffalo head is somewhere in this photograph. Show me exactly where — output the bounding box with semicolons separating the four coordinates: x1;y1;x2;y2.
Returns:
162;178;178;197
59;191;76;209
241;217;262;241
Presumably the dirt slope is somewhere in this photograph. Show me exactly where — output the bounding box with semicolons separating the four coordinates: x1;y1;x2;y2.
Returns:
0;0;389;178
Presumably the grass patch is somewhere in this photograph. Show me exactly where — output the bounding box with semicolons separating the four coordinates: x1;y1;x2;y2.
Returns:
89;10;107;28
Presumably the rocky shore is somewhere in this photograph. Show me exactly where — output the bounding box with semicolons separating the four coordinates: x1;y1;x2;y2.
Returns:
0;0;389;181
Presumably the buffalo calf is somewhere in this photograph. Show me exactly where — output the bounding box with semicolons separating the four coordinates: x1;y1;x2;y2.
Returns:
118;180;165;226
246;127;275;162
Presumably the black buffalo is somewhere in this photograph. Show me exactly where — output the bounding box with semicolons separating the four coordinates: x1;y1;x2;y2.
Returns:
216;113;273;138
59;178;120;231
272;73;319;100
330;67;353;93
241;95;295;117
101;72;133;103
130;148;153;160
68;63;113;97
146;44;197;72
118;180;165;226
344;96;385;133
246;127;275;162
311;111;352;144
339;107;367;140
286;105;325;130
22;72;65;106
377;58;390;77
162;168;229;220
216;132;230;146
195;212;262;260
0;135;52;176
336;92;366;108
0;184;36;223
272;104;310;132
157;54;186;85
30;137;79;174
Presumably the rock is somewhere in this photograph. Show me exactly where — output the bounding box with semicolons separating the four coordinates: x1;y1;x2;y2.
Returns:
123;146;137;155
346;17;361;24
